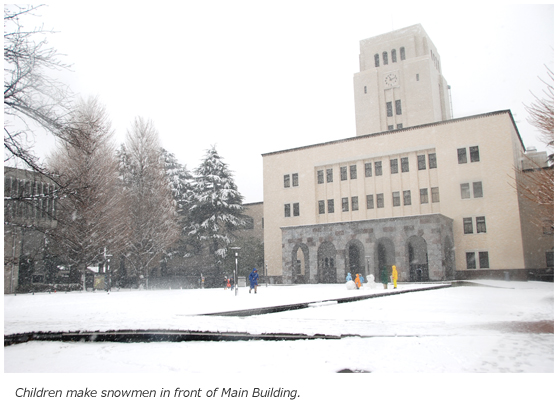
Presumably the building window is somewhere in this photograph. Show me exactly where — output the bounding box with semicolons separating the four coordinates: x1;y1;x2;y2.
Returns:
466;252;476;269
395;100;402;115
377;193;384;208
318;200;325;214
382;51;388;65
391;49;397;63
479;251;489;268
546;251;554;268
476;216;486;233
342;197;349;212
463;217;474;234
401;157;409;172
245;216;254;229
327;199;334;213
392;191;401;207
428;153;437;169
284;174;290;188
326;168;333;183
457;148;467;164
350;165;357;179
396;123;403;129
417;154;426;170
284;204;291;217
400;47;406;60
365;162;372;177
386;101;393;117
375;161;383;176
470;146;480;162
293;202;299;217
390;159;398;174
473;181;483;198
374;53;380;67
388;125;394;131
317;170;324;184
416;73;419;81
364;86;367;94
340;166;347;181
292;173;299;187
367;194;374;209
403;190;411;206
351;196;359;211
420;188;429;204
461;183;471;199
431;187;440;203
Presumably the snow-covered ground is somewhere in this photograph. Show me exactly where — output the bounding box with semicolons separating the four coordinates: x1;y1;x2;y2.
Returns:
4;280;554;373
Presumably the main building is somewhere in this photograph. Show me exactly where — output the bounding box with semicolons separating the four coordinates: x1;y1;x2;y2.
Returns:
262;24;552;284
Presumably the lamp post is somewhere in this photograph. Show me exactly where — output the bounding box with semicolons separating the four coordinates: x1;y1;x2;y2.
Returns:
230;247;241;296
265;262;268;287
365;256;370;281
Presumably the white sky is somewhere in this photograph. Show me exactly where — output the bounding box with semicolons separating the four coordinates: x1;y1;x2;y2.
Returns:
24;1;555;203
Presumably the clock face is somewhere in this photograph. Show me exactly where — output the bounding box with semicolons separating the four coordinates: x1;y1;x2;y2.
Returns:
384;73;398;87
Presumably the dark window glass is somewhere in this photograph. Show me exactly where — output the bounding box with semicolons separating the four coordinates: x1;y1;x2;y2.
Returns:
293;202;299;216
417;155;426;170
342;197;349;212
400;47;406;60
388;125;394;131
396;123;403;129
327;199;334;213
292;173;298;187
365;162;372;177
463;217;473;234
428;153;437;169
364;86;367;94
403;190;411;206
546;251;554;268
401;157;409;172
318;200;325;214
377;193;384;208
284;204;291;217
431;187;440;203
473;181;483;198
382;51;388;65
392;191;401;207
420;188;429;204
317;170;324;184
351;196;359;211
476;216;486;233
340;166;347;181
374;54;380;67
395;100;402;115
470;146;480;162
391;49;397;62
386;102;393;117
479;252;489;269
461;183;470;199
350;165;357;179
284;174;290;188
366;194;374;209
457;148;467;164
466;252;476;269
390;159;398;174
375;161;383;176
326;168;333;183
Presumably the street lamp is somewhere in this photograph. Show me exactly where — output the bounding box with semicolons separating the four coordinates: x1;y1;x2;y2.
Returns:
230;247;241;296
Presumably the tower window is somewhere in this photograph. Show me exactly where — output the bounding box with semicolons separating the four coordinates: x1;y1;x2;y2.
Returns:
457;148;467;164
416;73;419;81
377;193;384;208
293;203;299;217
317;170;324;184
390;159;399;174
476;216;486;233
391;49;397;63
340;166;347;181
374;54;380;67
417;155;426;170
382;51;388;65
284;174;290;188
364;86;367;94
327;199;334;213
463;217;473;234
428;153;437;169
365;162;372;177
318;200;325;214
400;47;406;60
351;196;359;211
375;161;383;176
342;197;349;212
401;157;409;172
396;123;403;129
431;187;440;203
403;190;411;206
366;194;374;209
470;146;480;162
326;168;333;183
350;165;357;179
292;173;299;187
473;181;483;198
395;100;402;115
284;204;291;217
420;188;429;204
386;102;393;117
392;191;401;207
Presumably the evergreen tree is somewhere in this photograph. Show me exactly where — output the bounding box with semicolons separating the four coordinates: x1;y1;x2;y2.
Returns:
188;146;245;273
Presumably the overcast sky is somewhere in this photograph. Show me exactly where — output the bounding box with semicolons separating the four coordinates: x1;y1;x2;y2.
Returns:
25;2;555;202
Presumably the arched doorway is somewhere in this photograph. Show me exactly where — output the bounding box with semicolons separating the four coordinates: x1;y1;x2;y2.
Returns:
407;235;429;281
291;243;310;283
317;241;337;283
346;240;365;276
375;238;395;282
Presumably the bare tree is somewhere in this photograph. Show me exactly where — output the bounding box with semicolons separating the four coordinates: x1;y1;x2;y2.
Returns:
119;117;180;287
47;97;128;289
525;67;554;162
4;4;72;173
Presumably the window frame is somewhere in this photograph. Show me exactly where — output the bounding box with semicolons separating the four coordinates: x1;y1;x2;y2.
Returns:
403;190;411;206
463;217;474;234
390;158;399;174
342;197;349;212
317;170;324;184
479;251;489;269
292;173;299;187
391;49;397;63
386;101;393;117
470;146;480;162
466;252;476;269
340;166;347;181
284;203;291;217
377;193;384;208
401;157;409;173
431;187;440;203
318;200;325;214
326;168;333;183
365;162;372;177
392;191;401;207
351;196;359;211
293;202;299;217
366;194;374;209
375;161;383;176
350;165;357;180
473;181;483;198
428;153;437;169
420;188;429;204
417;154;426;170
476;216;486;233
395;99;402;115
460;183;471;199
457;148;467;164
284;174;290;188
327;199;334;213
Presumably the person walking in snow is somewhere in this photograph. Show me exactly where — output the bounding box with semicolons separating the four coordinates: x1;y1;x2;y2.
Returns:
354;273;362;289
249;269;259;294
227;277;231;290
380;266;389;289
392;265;398;289
224;276;228;290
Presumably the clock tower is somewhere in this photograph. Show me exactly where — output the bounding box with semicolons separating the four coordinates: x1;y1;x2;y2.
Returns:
353;24;452;135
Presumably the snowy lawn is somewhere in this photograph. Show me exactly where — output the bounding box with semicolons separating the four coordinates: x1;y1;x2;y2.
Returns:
4;281;553;373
